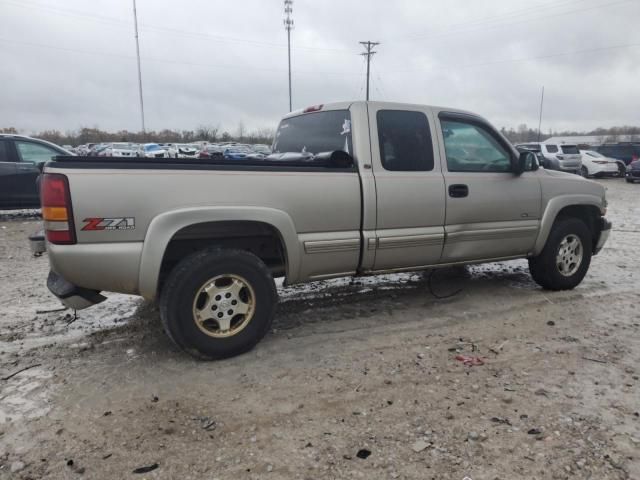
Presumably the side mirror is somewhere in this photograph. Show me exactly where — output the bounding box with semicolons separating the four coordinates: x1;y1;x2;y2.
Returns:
515;151;538;175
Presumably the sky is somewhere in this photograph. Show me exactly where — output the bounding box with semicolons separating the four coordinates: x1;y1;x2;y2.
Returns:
1;0;639;135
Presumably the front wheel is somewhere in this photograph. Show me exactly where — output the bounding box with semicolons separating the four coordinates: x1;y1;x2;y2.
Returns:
580;166;589;178
528;218;592;291
618;163;626;177
159;248;277;359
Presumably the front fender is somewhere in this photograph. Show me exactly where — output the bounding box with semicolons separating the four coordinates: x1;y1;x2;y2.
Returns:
138;206;300;299
532;194;603;256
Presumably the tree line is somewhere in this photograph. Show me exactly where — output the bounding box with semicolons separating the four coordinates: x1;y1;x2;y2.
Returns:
499;124;640;143
2;124;640;146
0;124;276;146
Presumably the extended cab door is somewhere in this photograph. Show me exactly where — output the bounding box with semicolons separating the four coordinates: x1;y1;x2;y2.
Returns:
436;112;541;262
368;104;446;271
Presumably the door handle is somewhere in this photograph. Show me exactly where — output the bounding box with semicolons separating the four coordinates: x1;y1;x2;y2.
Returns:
448;184;469;198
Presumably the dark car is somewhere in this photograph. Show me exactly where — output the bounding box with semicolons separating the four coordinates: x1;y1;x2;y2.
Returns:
0;134;73;209
626;160;640;183
593;143;640;166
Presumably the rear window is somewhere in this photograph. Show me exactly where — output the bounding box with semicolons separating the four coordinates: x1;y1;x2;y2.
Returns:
561;145;579;154
273;110;352;155
0;140;9;162
545;145;559;153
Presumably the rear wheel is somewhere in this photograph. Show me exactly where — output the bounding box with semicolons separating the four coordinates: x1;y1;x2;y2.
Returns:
159;248;277;359
626;178;634;183
528;218;592;291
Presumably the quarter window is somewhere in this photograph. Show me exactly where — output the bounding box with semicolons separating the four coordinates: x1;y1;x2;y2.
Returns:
441;120;511;172
545;145;559;153
16;141;60;164
377;110;434;171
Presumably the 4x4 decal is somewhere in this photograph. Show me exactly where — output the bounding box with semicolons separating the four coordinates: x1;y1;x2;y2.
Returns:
82;217;135;231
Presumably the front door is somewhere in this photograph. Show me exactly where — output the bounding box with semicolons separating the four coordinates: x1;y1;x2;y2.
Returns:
369;105;446;271
436;113;542;262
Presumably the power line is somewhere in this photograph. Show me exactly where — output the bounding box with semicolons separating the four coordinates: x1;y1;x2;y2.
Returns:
392;0;634;42
359;41;379;101
0;0;351;54
0;38;363;76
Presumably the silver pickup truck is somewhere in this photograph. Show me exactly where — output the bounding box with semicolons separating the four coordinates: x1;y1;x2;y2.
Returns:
39;101;611;359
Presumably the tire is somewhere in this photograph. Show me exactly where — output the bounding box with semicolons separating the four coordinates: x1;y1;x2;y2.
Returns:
528;218;592;291
626;178;634;183
159;248;277;360
580;166;589;178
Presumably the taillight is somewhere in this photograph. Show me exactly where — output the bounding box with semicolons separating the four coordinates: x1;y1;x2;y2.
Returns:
41;173;76;245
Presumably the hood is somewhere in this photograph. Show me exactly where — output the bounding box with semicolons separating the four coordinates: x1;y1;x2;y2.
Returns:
630;160;640;170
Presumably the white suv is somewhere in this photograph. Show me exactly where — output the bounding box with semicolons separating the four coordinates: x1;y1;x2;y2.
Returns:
516;142;582;175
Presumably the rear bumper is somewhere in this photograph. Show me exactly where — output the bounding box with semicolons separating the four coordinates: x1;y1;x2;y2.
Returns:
594;218;612;255
47;270;106;310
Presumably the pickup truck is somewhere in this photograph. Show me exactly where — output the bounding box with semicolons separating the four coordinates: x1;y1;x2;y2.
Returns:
38;101;611;359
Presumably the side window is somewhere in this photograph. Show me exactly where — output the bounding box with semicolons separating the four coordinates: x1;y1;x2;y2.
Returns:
377;110;434;171
441;120;512;172
545;145;559;153
0;141;9;162
16;141;60;164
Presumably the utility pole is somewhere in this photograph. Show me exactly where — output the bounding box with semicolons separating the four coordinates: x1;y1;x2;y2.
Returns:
284;0;294;112
537;86;545;142
359;41;379;101
132;0;146;133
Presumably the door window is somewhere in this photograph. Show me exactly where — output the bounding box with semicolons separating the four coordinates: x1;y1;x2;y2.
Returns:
16;141;60;164
441;120;511;172
377;110;434;171
545;145;559;153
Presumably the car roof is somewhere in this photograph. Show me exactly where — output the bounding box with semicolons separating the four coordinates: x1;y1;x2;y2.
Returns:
281;100;480;120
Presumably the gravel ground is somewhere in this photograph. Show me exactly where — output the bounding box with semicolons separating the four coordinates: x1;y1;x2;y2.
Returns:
0;179;638;480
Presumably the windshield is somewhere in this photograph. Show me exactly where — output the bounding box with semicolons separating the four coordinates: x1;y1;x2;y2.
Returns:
585;151;604;158
561;145;579;154
273;110;352;155
145;144;161;151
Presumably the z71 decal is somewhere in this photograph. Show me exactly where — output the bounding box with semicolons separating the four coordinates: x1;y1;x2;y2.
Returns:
82;217;135;231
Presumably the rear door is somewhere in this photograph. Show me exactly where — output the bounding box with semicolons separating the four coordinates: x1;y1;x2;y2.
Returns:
14;140;62;207
0;139;18;208
436;112;541;262
368;104;446;271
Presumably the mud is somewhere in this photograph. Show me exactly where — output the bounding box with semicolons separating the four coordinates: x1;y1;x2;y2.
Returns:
0;179;638;479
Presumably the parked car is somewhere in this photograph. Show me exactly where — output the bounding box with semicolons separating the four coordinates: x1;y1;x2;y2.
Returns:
626;159;640;183
516;142;582;174
0;134;73;209
223;145;252;160
198;145;224;160
89;144;109;156
252;144;272;155
35;101;611;360
138;143;168;158
167;144;200;158
593;143;640;169
100;143;138;158
578;150;621;178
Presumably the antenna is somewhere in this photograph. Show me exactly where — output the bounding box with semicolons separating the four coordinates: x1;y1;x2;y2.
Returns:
132;0;146;133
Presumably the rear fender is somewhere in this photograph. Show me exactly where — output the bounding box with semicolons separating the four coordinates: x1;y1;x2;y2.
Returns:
138;206;299;299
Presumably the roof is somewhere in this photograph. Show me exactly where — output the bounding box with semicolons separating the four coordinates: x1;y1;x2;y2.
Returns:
544;135;639;145
282;101;480;120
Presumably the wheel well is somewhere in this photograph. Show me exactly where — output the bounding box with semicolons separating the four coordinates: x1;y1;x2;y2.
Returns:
555;204;602;248
159;221;287;290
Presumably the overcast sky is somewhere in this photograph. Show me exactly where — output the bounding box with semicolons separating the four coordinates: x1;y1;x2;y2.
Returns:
1;0;639;134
